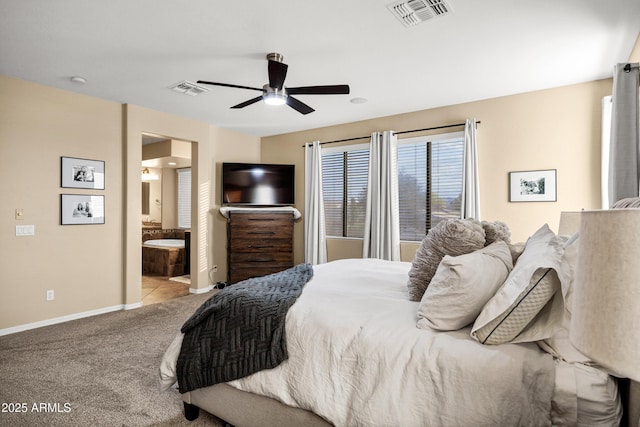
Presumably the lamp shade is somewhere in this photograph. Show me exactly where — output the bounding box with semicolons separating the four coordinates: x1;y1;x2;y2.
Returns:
558;211;582;236
569;209;640;381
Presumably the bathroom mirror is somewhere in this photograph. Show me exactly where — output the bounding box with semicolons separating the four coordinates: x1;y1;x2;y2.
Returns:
142;182;150;215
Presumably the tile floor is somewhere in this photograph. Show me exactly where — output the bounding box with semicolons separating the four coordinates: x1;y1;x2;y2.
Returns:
141;274;190;306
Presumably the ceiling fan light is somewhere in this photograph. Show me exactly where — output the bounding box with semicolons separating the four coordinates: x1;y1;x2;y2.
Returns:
264;94;286;106
262;85;287;106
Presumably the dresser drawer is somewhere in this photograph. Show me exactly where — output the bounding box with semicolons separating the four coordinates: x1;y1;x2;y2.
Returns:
229;264;293;284
229;214;293;239
229;212;293;225
230;226;293;240
230;251;293;264
229;238;292;253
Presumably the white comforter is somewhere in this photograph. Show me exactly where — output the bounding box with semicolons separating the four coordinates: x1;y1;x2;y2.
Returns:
161;258;555;426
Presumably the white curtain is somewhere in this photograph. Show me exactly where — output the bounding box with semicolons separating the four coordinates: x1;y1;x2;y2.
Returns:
304;141;327;265
607;63;640;207
461;118;480;219
363;130;400;261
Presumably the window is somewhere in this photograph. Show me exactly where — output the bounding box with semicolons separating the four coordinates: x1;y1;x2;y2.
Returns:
322;145;369;238
321;131;464;241
177;168;191;229
398;132;464;241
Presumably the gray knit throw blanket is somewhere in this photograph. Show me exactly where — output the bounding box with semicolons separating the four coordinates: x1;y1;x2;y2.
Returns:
177;263;314;393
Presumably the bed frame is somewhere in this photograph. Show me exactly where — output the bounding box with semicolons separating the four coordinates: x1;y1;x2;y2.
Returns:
182;379;638;427
182;383;331;427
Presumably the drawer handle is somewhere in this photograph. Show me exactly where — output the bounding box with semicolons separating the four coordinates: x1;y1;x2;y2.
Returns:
247;231;275;235
248;245;273;249
248;258;276;263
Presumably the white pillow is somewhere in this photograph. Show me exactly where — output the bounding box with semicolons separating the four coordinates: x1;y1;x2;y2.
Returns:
471;224;569;345
417;241;513;331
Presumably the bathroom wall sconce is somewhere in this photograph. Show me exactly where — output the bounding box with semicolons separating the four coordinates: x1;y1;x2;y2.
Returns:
141;168;159;181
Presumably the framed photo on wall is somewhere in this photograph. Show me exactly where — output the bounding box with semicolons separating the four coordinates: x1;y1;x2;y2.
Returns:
61;156;105;189
61;194;105;225
509;169;557;202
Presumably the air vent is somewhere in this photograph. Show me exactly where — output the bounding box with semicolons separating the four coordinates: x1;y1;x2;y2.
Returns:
170;80;209;96
387;0;453;28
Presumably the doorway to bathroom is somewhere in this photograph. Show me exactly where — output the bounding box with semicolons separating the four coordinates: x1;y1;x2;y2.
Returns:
140;133;192;305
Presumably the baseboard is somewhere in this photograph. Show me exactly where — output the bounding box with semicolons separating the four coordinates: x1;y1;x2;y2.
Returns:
189;285;214;295
0;304;126;337
124;302;143;310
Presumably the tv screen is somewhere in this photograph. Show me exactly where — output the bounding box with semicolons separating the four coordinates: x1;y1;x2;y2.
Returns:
222;162;295;206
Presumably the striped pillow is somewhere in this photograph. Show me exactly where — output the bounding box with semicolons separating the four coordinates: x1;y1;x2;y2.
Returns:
471;224;565;345
471;268;559;344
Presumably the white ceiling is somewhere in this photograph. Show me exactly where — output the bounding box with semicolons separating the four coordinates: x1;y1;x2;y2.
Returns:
1;0;638;137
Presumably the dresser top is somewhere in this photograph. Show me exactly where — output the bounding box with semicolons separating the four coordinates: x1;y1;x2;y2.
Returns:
219;206;302;220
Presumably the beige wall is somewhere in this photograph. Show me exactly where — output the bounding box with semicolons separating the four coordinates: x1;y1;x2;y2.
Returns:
630;33;640;62
0;75;124;329
210;127;262;284
0;75;261;332
262;79;613;261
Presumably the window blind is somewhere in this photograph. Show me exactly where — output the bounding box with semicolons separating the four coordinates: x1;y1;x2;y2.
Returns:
320;133;463;242
397;135;464;241
177;168;191;229
321;148;369;238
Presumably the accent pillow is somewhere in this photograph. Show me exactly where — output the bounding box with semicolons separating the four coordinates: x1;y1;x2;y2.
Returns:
471;224;568;345
481;220;511;246
416;241;514;331
407;219;486;301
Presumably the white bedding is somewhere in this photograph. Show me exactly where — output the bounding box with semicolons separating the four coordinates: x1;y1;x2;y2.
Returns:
162;258;558;426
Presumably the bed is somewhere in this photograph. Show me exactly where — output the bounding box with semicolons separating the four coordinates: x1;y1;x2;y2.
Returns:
159;222;623;427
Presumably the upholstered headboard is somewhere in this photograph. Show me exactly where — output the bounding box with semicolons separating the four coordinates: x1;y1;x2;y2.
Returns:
611;197;640;209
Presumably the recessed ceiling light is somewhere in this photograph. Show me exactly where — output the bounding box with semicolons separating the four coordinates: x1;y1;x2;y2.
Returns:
350;97;368;104
70;76;87;84
168;162;177;166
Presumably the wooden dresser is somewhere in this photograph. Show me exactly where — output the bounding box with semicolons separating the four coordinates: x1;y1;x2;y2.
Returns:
227;211;294;284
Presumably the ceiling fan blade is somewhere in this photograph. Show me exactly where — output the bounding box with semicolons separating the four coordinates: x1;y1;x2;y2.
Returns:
268;60;288;90
231;96;264;109
197;80;264;92
286;96;315;115
286;85;350;95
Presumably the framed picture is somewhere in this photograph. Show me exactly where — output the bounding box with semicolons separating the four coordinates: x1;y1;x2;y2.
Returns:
509;169;557;202
61;194;105;225
61;156;105;189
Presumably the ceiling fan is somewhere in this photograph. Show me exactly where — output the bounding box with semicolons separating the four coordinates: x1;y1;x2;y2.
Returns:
197;53;350;115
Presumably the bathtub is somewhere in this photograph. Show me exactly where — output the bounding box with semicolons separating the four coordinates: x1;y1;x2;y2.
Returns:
142;239;186;276
143;239;185;249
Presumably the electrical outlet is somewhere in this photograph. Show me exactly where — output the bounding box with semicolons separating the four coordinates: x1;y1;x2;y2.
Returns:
46;290;54;301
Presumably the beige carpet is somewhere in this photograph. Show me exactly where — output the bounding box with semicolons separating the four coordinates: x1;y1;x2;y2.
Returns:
0;292;225;427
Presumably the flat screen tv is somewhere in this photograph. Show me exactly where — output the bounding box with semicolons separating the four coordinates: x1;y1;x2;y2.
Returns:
221;162;295;206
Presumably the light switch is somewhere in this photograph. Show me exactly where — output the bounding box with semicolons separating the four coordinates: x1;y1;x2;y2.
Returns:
16;225;35;236
15;209;24;220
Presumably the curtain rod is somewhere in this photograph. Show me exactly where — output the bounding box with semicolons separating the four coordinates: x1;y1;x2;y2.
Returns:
301;121;480;147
